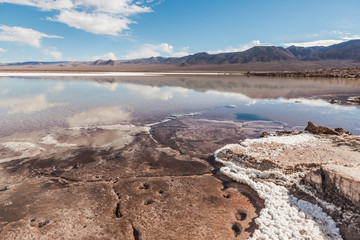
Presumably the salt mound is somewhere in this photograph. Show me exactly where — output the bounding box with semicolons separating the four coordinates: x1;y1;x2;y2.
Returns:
241;133;319;146
215;137;342;240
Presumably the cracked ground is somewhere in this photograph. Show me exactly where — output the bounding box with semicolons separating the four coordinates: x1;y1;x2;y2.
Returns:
0;117;271;240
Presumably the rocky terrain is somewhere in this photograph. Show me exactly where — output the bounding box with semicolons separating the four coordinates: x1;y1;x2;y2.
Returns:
0;112;283;239
249;67;360;78
0;105;359;239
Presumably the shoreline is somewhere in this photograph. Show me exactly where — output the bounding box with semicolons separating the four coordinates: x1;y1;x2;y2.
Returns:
0;67;360;78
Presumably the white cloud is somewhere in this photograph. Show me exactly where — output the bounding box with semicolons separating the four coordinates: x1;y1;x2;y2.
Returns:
0;0;74;10
43;48;63;60
0;0;159;35
208;40;262;54
283;39;345;47
0;47;6;52
93;52;117;60
48;10;132;35
123;43;189;59
0;94;66;114
328;30;350;36
342;35;360;40
0;25;62;48
283;32;360;48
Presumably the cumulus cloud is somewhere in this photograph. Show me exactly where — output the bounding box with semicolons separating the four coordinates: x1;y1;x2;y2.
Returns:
0;0;159;35
342;35;360;40
43;48;63;60
92;52;117;60
283;39;345;47
48;10;132;35
208;40;262;54
0;47;6;52
0;0;74;10
0;25;62;48
123;43;189;59
283;31;360;48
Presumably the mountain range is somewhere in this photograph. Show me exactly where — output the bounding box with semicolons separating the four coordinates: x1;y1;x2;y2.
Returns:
1;39;360;68
121;39;360;65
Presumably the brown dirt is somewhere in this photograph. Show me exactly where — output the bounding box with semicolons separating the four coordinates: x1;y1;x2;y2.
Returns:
0;117;268;239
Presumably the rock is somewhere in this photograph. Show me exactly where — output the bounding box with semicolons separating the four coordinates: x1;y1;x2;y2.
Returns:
305;121;340;135
347;96;360;104
260;132;270;138
323;165;360;208
330;99;341;104
334;127;352;135
304;165;360;208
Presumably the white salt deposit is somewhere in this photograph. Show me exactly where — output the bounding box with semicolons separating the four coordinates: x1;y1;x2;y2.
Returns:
0;141;45;163
1;142;37;152
240;133;320;147
171;112;202;118
39;135;76;147
226;134;330;161
214;136;342;240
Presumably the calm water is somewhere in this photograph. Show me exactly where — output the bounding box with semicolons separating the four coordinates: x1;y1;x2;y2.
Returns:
1;75;360;136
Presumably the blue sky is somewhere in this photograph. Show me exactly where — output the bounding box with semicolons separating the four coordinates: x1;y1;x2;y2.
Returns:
0;0;359;62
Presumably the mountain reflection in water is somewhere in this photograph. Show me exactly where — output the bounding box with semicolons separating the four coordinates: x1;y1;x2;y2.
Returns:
0;75;360;136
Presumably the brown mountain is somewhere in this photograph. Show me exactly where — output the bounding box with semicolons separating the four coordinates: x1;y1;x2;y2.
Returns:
121;39;360;65
1;39;360;68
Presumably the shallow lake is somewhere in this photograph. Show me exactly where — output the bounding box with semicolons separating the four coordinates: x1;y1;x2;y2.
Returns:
1;74;360;239
1;75;360;136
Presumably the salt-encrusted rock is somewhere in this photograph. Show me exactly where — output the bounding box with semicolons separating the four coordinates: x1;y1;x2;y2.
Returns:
347;96;360;104
305;121;340;135
216;125;360;240
304;165;360;208
323;165;360;208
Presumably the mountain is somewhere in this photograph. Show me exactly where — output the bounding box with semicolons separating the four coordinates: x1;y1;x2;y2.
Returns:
0;61;66;66
122;46;297;65
311;40;360;62
286;46;325;59
120;39;360;66
2;39;360;68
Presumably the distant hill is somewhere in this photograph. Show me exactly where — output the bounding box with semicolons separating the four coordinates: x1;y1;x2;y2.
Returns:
1;39;360;68
0;61;66;66
120;39;360;65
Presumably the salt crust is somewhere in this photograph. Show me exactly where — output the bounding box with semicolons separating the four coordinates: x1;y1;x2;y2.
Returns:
226;134;330;161
214;134;342;240
0;141;45;163
39;135;76;147
146;112;202;127
1;142;37;152
240;134;321;147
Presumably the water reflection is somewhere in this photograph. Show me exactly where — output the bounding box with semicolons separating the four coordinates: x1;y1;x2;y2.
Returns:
0;94;66;114
67;106;132;127
0;75;359;136
124;84;189;101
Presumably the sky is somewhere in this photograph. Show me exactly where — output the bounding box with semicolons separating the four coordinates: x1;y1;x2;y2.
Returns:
0;0;359;62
